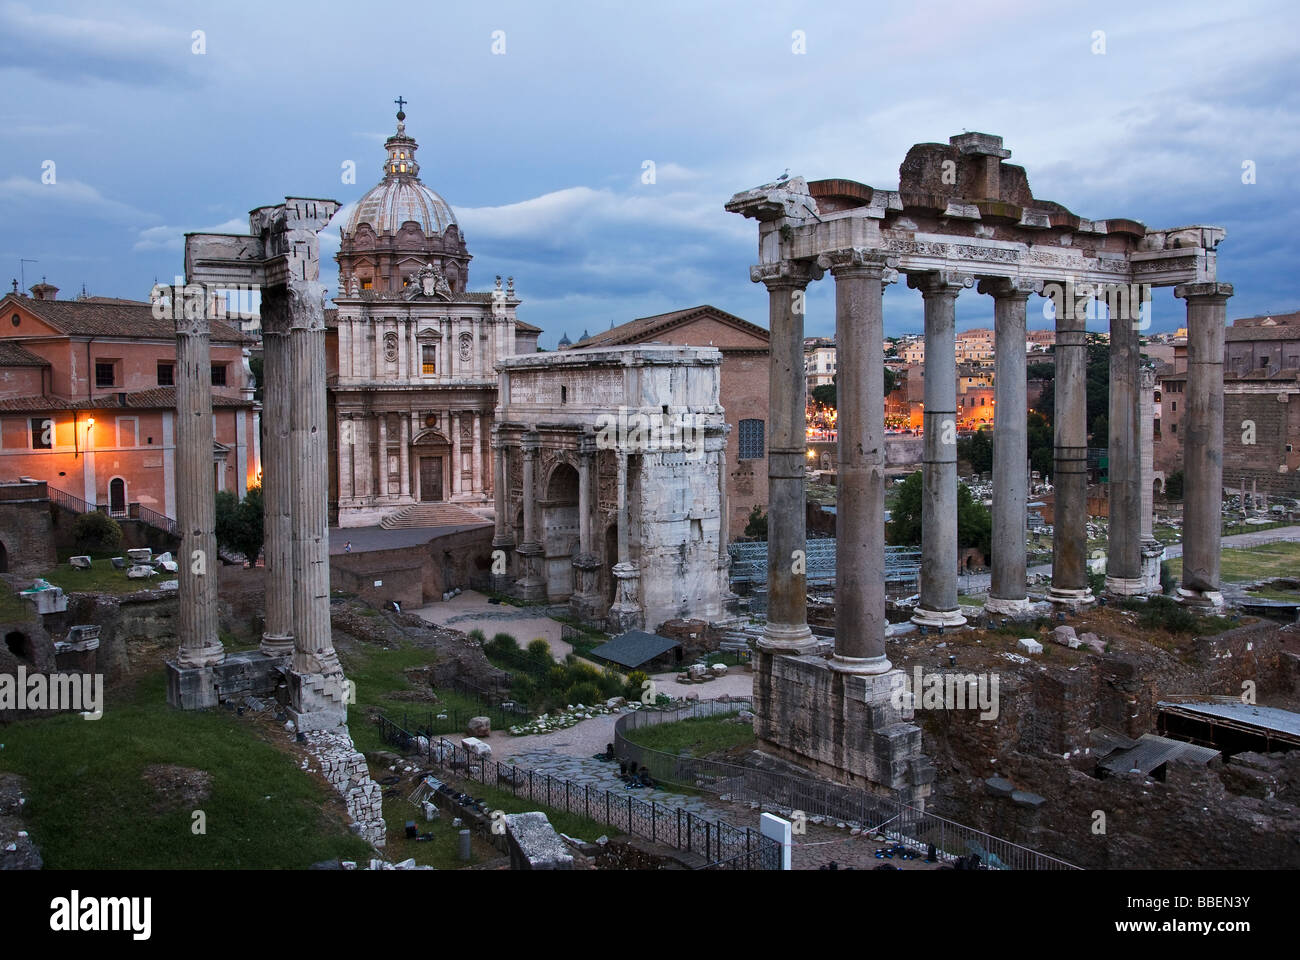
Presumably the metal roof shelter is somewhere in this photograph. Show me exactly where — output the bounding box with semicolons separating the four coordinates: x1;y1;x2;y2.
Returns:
1158;698;1300;752
590;631;682;669
1095;732;1220;778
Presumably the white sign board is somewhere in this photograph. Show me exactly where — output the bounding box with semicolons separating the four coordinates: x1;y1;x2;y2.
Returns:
760;812;792;870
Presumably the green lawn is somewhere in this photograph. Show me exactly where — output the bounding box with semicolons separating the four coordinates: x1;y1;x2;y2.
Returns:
0;671;374;869
41;560;164;596
1164;541;1300;584
0;583;34;622
621;713;755;758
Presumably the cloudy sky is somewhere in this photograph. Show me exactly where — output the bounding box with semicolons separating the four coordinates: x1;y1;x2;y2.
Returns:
2;0;1297;346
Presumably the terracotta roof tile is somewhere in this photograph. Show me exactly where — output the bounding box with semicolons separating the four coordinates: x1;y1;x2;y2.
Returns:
0;341;50;367
3;295;253;343
571;305;767;349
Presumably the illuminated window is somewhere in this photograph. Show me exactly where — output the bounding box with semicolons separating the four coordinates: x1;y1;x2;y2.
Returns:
400;163;407;173
361;279;373;290
422;345;437;375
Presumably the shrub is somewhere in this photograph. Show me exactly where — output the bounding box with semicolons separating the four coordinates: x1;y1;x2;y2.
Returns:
598;667;624;699
1137;595;1198;633
546;665;570;691
563;681;602;708
1159;561;1176;595
527;638;553;666
467;628;486;644
71;511;122;552
625;669;649;702
483;632;517;657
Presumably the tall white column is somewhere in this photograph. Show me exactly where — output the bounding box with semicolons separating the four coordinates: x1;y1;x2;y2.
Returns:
450;411;461;498
398;414;410;499
472;412;483;494
260;318;294;657
377;414;388;498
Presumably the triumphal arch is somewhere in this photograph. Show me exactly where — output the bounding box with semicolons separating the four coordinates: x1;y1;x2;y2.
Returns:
726;132;1230;802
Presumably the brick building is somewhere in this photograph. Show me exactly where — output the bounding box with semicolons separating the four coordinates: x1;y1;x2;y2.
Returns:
564;305;769;538
1153;311;1300;498
0;283;260;518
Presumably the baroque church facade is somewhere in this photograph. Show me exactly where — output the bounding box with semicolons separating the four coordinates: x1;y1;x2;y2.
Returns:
327;109;539;527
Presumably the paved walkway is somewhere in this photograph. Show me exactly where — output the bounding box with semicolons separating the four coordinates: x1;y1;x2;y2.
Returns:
409;590;573;659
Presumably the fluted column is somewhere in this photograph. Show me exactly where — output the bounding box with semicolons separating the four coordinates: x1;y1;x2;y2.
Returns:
571;434;602;617
1105;284;1147;597
751;259;822;652
910;270;972;628
515;431;545;599
472;412;483;494
377;415;388;498
491;428;514;591
981;277;1038;617
259;314;294;657
1176;282;1233;612
821;249;895;672
398;413;410;499
1049;285;1092;607
450;412;461;499
173;303;224;669
288;280;341;682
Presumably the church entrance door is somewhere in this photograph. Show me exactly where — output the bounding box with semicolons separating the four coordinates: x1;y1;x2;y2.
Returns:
420;457;443;502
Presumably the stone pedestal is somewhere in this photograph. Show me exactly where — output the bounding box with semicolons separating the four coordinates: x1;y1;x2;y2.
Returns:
491;536;515;595
514;542;546;601
568;552;603;622
607;561;642;632
1140;541;1165;595
166;650;290;712
753;651;935;808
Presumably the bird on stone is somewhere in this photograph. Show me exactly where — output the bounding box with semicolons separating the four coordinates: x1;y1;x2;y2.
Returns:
777;168;790;182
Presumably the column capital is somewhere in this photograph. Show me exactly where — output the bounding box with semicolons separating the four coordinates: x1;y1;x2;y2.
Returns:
977;276;1042;299
816;248;898;279
521;431;541;456
578;433;597;458
1174;281;1233;302
906;270;974;297
750;259;823;289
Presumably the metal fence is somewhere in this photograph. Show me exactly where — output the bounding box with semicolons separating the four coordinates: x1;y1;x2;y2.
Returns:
390;700;529;739
729;539;921;592
377;714;782;870
615;700;1080;871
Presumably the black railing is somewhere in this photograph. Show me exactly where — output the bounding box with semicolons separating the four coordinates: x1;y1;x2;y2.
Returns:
377;715;782;870
615;699;1080;871
48;485;180;539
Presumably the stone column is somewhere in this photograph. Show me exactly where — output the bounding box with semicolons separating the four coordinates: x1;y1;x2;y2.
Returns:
450;412;461;499
398;414;410;499
172;303;224;674
372;320;384;380
1139;365;1164;593
515;431;545;599
571;434;602;620
491;428;514;592
909;270;972;628
377;415;388;498
1049;285;1093;608
609;448;642;630
288;273;347;729
1106;284;1146;597
259;314;294;658
1175;282;1233;612
751;259;822;652
472;412;483;495
981;277;1037;617
821;249;895;673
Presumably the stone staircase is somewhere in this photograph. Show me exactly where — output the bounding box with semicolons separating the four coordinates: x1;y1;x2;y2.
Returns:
379;503;491;529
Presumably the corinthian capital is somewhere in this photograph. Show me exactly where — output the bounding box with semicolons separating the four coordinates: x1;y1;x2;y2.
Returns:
750;259;824;289
976;276;1043;300
906;270;974;296
816;248;899;279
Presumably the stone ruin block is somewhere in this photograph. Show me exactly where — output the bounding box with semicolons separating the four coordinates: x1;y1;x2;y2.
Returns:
504;812;573;870
126;548;152;564
69;556;92;570
466;716;491;737
461;736;492;759
126;565;155;580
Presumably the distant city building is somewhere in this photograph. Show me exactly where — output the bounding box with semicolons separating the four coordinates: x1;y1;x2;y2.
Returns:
0;282;259;518
804;337;837;390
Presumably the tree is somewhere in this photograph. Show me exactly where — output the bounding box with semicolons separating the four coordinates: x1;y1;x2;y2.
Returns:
1035;342;1110;435
744;505;767;539
811;382;837;409
957;427;993;475
1090;414;1109;446
886;470;991;556
883;364;899;397
214;485;264;564
1027;411;1053;480
249;355;264;405
71;511;123;553
1164;469;1184;500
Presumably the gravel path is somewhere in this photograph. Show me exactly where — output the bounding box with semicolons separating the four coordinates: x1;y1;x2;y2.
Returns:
408;590;574;659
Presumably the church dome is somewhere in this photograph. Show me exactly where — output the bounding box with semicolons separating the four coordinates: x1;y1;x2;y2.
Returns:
342;110;458;239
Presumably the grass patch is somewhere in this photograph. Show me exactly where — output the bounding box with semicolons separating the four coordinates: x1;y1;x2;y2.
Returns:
0;583;34;622
40;561;162;596
0;671;375;868
622;714;755;758
1164;541;1300;584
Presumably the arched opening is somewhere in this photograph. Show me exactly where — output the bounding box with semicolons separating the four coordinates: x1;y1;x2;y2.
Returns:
109;477;126;515
603;523;619;605
4;630;31;664
1153;477;1163;498
543;463;580;599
